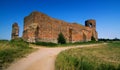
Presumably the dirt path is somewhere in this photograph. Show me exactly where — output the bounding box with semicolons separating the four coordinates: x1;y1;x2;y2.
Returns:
6;44;105;70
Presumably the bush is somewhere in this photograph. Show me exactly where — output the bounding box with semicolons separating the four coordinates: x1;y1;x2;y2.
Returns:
57;32;66;44
35;42;57;47
91;36;96;41
10;38;29;48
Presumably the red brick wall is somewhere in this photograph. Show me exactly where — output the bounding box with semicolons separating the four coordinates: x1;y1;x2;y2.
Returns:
22;11;98;43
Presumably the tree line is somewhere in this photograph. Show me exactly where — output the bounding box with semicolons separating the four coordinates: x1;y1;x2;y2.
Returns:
98;38;120;42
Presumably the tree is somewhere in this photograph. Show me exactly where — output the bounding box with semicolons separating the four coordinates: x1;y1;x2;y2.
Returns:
91;36;96;41
57;32;66;44
113;37;119;41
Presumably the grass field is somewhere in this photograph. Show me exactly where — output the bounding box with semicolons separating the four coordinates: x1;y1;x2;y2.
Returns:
0;39;34;69
55;42;120;70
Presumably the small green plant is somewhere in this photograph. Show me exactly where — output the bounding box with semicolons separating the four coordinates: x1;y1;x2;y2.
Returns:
57;32;66;44
91;36;96;41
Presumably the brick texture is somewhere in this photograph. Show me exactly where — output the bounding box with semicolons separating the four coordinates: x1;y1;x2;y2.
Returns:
22;11;98;43
11;23;19;39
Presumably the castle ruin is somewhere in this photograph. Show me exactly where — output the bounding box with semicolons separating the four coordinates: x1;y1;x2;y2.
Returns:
22;11;98;43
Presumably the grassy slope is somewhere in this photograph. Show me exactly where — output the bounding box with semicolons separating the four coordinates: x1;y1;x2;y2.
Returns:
0;39;34;69
55;42;120;70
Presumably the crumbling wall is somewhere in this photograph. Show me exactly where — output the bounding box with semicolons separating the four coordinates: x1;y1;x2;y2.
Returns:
85;19;98;41
11;23;19;39
22;11;98;43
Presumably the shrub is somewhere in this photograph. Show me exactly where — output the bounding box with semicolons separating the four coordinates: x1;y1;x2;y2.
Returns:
35;42;57;47
91;36;96;41
10;38;29;48
57;32;66;44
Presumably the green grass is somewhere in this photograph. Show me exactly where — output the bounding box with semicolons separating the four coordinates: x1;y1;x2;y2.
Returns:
34;41;102;47
58;41;102;47
35;42;58;47
0;39;34;69
55;42;120;70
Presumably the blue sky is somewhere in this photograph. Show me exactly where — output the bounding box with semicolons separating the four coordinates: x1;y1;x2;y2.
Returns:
0;0;120;40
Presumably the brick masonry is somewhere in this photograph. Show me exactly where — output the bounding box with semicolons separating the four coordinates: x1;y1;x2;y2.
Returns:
22;11;98;43
11;23;19;39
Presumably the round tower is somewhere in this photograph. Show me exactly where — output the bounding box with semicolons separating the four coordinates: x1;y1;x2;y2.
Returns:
85;19;96;29
11;23;19;39
85;19;98;41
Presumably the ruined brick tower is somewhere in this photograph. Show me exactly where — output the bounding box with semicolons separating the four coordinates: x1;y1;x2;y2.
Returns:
85;19;98;41
22;11;98;43
11;23;19;39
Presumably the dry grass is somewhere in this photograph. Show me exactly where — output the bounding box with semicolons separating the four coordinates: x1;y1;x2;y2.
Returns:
55;42;120;70
0;39;34;69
